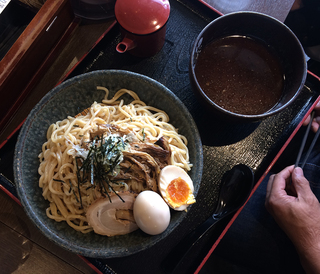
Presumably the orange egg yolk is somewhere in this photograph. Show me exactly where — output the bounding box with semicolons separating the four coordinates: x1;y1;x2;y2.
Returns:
166;177;190;206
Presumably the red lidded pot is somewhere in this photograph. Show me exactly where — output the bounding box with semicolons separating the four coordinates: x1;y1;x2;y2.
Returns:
115;0;170;57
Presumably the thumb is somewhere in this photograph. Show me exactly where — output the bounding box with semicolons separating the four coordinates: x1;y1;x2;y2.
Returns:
292;167;313;199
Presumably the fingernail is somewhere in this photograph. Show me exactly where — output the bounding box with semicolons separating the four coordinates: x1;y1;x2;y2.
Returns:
294;167;304;176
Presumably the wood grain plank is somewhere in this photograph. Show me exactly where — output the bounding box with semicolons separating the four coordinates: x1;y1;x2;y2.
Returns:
0;222;85;274
0;19;115;147
0;0;75;131
0;189;96;274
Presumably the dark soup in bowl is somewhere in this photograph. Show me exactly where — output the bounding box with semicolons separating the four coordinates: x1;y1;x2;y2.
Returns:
195;35;284;115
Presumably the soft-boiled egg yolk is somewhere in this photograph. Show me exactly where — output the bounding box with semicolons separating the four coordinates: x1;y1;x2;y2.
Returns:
166;177;192;208
159;165;196;211
133;191;170;235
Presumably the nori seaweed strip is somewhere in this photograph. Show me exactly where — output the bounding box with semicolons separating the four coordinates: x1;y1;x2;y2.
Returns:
124;165;132;174
77;179;83;209
142;128;145;141
103;175;124;202
53;179;65;183
74;134;128;203
75;157;85;205
91;154;94;185
70;180;79;201
53;178;72;193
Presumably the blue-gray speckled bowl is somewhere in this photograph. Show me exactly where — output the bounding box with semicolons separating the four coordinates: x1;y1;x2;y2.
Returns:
14;70;203;258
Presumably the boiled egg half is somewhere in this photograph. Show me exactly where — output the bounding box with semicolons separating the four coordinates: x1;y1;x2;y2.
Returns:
159;165;196;211
133;191;170;235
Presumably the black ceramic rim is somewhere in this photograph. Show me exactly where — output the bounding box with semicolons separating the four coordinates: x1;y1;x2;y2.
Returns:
190;11;307;120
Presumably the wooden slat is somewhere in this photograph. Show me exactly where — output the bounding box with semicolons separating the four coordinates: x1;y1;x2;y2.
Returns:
0;189;96;274
0;17;116;147
0;0;77;135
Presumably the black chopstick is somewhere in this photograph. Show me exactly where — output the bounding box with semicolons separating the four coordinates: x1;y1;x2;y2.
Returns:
295;111;314;167
300;126;320;169
295;110;320;169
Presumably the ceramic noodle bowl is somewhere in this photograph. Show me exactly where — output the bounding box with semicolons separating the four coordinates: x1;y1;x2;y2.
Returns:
14;70;203;258
189;11;307;122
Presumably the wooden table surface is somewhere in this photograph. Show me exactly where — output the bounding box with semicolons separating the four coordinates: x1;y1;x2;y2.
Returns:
0;188;97;274
0;8;116;272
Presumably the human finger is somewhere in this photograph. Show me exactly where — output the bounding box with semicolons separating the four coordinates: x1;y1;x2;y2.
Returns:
303;101;320;130
291;167;313;200
272;166;294;190
266;174;275;201
311;101;320;131
266;166;294;200
303;115;311;127
314;100;320;111
311;116;320;132
265;166;295;215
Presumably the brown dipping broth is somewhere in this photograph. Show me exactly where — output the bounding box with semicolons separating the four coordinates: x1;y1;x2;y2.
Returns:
195;35;284;115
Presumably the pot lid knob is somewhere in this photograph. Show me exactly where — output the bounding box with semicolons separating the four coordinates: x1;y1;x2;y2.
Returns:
115;0;170;35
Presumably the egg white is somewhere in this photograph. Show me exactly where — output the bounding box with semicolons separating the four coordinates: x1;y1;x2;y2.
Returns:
158;165;195;211
133;191;170;235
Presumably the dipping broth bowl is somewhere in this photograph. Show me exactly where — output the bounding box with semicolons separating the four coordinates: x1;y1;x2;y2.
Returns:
190;12;307;122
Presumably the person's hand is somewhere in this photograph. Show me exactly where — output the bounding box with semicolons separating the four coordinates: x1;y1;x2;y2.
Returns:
291;0;303;11
303;100;320;133
265;166;320;274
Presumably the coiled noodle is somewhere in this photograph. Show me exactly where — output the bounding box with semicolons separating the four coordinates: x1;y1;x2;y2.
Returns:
38;87;192;233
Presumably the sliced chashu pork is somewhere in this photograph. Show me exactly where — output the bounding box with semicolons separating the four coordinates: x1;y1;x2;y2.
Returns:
130;136;171;169
86;191;138;236
119;150;160;192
